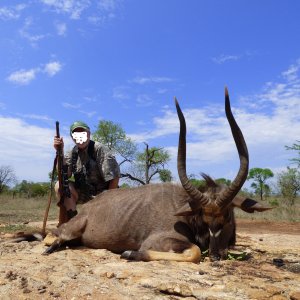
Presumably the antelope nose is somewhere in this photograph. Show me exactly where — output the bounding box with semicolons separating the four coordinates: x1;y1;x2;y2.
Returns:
210;254;221;261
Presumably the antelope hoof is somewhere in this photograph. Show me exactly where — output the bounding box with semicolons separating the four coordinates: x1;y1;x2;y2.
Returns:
121;250;134;260
42;241;61;255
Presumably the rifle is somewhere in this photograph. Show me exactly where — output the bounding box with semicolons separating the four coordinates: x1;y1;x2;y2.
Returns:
42;121;70;234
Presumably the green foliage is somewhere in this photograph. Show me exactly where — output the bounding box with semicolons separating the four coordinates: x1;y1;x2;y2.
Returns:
0;224;29;233
92;120;172;185
12;180;50;198
277;167;300;206
215;178;231;186
93;120;137;165
136;146;170;165
119;183;130;189
268;198;279;206
135;144;171;184
285;140;300;168
189;178;206;189
227;251;249;261
158;169;172;182
188;175;231;190
247;167;274;200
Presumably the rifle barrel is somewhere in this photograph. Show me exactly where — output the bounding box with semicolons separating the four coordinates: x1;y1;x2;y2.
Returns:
56;121;60;138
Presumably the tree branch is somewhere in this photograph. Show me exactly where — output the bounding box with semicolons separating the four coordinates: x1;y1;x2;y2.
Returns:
120;173;146;185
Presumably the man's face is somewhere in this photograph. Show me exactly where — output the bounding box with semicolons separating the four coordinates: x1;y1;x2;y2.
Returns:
72;128;90;149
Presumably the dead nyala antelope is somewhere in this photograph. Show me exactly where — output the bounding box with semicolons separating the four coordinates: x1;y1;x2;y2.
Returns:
44;87;270;262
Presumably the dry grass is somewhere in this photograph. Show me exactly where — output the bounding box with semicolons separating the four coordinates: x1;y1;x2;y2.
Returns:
235;205;300;222
0;194;58;232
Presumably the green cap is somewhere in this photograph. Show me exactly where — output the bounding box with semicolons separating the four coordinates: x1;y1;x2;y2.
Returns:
70;121;90;135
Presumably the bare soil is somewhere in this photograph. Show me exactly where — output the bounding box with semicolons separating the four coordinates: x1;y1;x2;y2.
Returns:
0;219;299;300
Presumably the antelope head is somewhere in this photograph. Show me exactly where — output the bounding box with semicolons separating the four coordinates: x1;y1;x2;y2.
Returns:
175;87;270;260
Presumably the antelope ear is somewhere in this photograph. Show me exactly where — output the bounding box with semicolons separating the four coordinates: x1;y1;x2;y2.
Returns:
174;202;198;216
232;196;273;213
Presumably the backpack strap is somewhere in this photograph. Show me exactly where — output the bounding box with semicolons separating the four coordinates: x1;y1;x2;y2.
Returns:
71;145;79;175
87;140;96;161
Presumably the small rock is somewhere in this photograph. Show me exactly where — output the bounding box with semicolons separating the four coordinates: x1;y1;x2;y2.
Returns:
284;263;300;274
49;291;61;298
38;288;46;294
23;288;31;294
116;271;131;279
157;283;194;297
5;271;17;281
105;272;115;279
67;272;78;279
273;258;284;267
19;277;28;289
272;296;288;300
247;289;271;300
290;291;300;300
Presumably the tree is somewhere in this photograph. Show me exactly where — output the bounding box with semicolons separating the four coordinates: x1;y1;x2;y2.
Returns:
93;120;172;185
13;180;49;198
215;178;231;186
285;140;300;168
0;165;17;193
93;120;137;166
277;167;300;206
159;169;172;182
247;168;274;200
122;143;172;185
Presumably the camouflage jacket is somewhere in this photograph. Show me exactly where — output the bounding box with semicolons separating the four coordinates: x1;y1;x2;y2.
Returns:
65;140;120;193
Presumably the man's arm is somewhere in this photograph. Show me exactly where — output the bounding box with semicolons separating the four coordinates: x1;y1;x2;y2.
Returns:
108;177;119;189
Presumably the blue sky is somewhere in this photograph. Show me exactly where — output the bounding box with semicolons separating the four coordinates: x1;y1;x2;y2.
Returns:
0;0;300;187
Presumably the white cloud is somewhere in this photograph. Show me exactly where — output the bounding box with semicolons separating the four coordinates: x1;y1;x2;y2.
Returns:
131;76;175;85
98;0;118;11
79;110;97;118
40;0;91;19
136;94;153;107
62;102;82;109
212;54;241;64
16;113;54;122
0;4;26;20
44;61;62;76
7;60;62;85
19;17;47;46
7;68;38;85
281;59;300;82
55;22;67;36
112;86;130;100
0;116;74;182
128;60;300;180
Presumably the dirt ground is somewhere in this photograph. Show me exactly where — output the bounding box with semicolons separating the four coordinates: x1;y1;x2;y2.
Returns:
0;219;299;300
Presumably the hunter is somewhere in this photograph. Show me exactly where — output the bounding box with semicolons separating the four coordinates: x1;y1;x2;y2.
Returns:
53;121;120;226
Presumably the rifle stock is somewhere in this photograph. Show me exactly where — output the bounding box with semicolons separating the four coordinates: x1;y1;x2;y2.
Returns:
42;121;68;234
56;121;63;203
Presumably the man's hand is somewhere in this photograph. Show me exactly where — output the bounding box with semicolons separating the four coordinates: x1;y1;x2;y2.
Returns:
54;137;64;151
108;177;119;189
